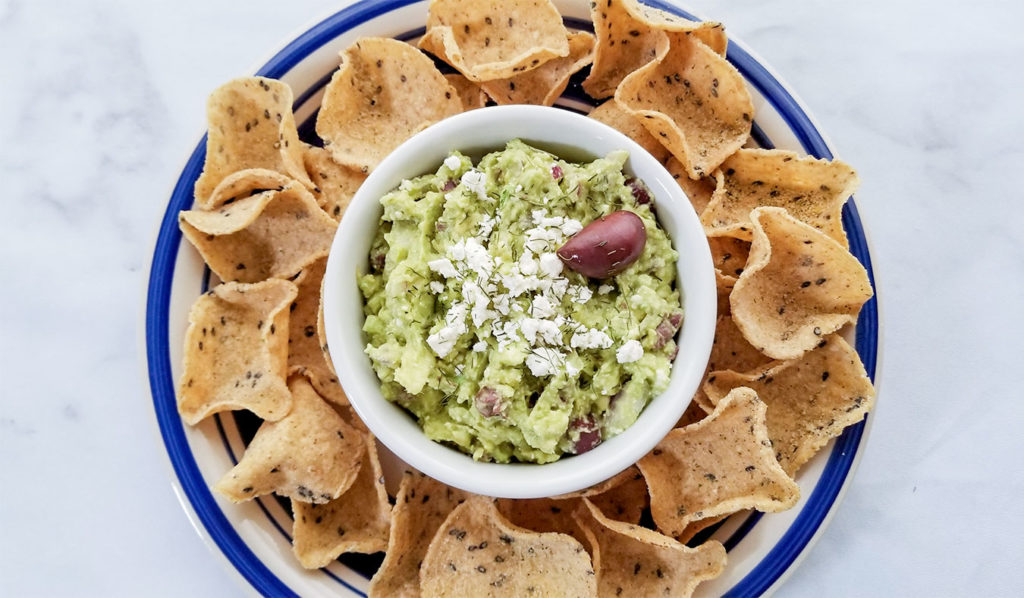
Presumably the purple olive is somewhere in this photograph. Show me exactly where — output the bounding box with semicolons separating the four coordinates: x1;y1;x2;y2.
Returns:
474;386;503;418
569;415;602;454
557;210;646;278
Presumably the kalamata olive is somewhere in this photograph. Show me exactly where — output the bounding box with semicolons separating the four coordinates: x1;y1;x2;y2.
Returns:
569;415;601;454
557;210;646;278
474;386;503;418
653;311;684;350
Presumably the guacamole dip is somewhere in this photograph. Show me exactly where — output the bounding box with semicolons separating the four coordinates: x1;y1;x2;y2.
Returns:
358;140;681;463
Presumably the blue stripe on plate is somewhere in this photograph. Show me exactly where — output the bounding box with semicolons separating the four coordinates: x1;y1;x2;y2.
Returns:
147;1;878;596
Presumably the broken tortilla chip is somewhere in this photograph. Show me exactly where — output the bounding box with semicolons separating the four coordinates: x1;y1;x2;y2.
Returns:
444;73;489;110
194;77;313;207
730;207;873;360
479;32;594;106
583;0;726;99
667;157;717;213
179;183;337;284
574;499;726;598
616;30;752;180
702;148;860;246
589;99;671;164
715;268;734;317
303;145;367;221
587;467;648;525
420;496;596;596
704;334;875;476
709;314;772;374
496;497;590;549
551;466;639;499
368;471;470;598
214;375;365;504
316;37;462;173
292;433;391;568
637;387;799;537
288;257;347;406
708;236;751;281
177;279;295;425
678;513;731;545
419;0;570;82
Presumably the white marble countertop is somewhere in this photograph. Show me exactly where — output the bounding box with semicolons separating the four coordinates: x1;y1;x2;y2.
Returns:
2;0;1022;595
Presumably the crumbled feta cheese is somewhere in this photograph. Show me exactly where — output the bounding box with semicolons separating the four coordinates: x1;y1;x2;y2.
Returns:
473;341;487;352
461;170;489;201
525;348;563;377
598;284;614;295
429;281;445;294
570;329;613;350
561;219;583;237
539;253;563;278
532;295;556;319
572;286;593;304
427;302;469;358
565;361;580;377
428;258;458;279
449;240;467;262
454;364;464;376
443;155;461;171
519;253;538;276
616;339;644;364
477;214;496;239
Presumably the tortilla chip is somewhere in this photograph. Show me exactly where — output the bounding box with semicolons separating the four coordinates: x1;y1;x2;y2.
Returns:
288;257;347;406
589;99;671;164
368;471;470;598
214;375;365;503
178;280;296;425
496;497;589;548
292;433;391;568
702;148;860;246
574;499;726;598
615;30;752;180
667;157;717;214
420;496;596;596
710;314;771;374
587;468;648;525
704;334;875;476
479;32;594;106
179;183;337;283
316;37;462;173
715;268;734;317
637;387;799;537
444;73;489;110
583;0;726;99
678;513;731;544
194;77;313;207
419;0;570;82
730;207;873;360
205;168;294;210
551;466;639;499
302;145;366;221
676;398;710;427
708;236;751;280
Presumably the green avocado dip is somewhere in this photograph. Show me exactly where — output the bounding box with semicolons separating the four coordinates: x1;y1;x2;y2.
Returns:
358;140;681;463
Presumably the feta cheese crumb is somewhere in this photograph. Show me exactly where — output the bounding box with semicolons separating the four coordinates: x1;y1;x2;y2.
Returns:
598;284;614;295
616;340;644;364
531;295;556;319
428;258;458;279
429;281;445;294
477;214;496;239
443;155;461;171
525;348;563;377
570;329;613;350
473;341;487;352
538;253;563;278
460;170;489;201
561;219;583;237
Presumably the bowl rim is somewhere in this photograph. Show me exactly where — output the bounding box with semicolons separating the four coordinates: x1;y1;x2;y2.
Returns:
321;104;717;499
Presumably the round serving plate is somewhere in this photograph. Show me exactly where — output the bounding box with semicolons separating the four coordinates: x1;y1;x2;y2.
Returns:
143;1;880;595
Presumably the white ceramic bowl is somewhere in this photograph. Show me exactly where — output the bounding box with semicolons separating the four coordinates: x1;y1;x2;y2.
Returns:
322;105;716;499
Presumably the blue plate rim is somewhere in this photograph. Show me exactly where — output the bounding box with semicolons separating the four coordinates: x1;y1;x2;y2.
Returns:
144;1;879;596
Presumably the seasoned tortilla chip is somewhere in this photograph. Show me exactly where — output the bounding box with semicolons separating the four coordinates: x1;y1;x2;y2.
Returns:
214;375;365;504
667;157;717;213
702;149;860;246
704;334;875;475
496;497;589;548
708;236;751;280
206;168;293;210
616;30;752;180
368;471;470;598
444;73;489;110
419;0;570;82
637;387;799;537
587;467;648;525
709;314;771;374
676;398;710;427
179;183;337;283
292;433;391;568
178;280;295;425
288;257;347;405
730;207;873;360
715;268;734;317
678;513;731;544
574;499;726;598
316;37;462;172
589;99;671;164
551;466;639;499
420;496;596;596
583;0;726;99
194;77;313;207
302;145;366;222
479;32;594;106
